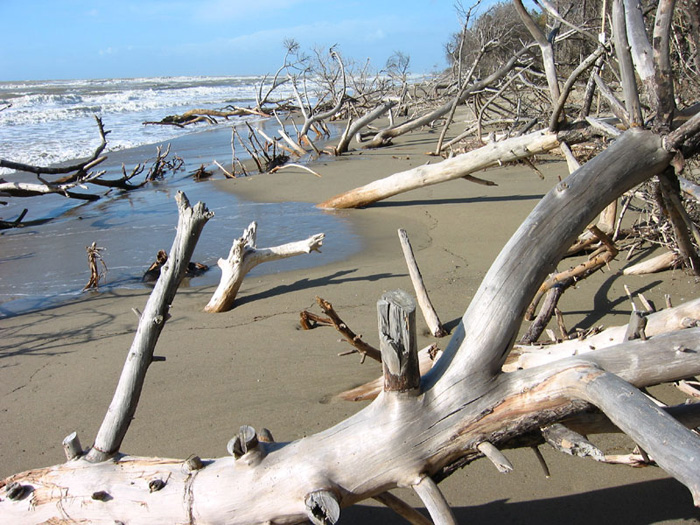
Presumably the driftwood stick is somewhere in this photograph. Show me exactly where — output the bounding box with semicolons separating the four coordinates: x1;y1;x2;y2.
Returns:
541;423;604;460
86;192;213;462
313;297;382;363
658;171;700;274
378;290;420;394
526;226;618;320
305;490;341;525
372;492;432;525
412;476;457;525
477;441;514;473
62;432;83;461
397;229;447;337
520;285;566;344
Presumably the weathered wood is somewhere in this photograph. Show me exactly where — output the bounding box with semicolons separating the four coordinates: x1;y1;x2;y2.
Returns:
305;490;341;525
541;423;604;460
378;290;420;393
372;492;432;525
86;192;213;462
526;226;618;321
520;285;566;344
62;432;82;461
624;310;648;340
431;129;673;390
336;344;439;401
309;296;382;363
476;441;514;473
613;0;644;126
623;250;680;274
573;367;700;505
658;171;700;274
398;229;447;337
319;129;564;209
204;222;324;313
3;124;699;522
334;100;397;154
507;297;700;371
412;476;457;525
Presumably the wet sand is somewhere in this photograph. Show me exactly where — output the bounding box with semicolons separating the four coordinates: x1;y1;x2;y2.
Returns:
1;125;699;523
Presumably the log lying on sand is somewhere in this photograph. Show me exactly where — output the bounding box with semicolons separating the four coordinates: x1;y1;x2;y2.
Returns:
318;128;576;209
204;222;324;313
623;250;681;275
506;297;700;371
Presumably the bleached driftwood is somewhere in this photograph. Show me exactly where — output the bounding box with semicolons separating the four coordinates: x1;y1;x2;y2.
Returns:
318;129;573;209
623;250;681;275
3;130;700;523
506;297;700;371
398;228;447;337
88;192;213;462
336;344;440;402
204;222;324;313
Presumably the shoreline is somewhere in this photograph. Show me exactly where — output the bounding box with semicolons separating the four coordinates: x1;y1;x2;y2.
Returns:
2;125;699;523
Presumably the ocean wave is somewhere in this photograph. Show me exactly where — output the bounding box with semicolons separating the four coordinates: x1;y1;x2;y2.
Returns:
0;75;274;173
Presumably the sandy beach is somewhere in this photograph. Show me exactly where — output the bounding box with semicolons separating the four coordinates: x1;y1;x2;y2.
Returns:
2;125;699;523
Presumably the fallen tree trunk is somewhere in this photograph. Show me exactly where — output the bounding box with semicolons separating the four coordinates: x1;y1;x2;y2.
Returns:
318;128;573;209
4;127;700;523
204;222;324;313
506;297;700;371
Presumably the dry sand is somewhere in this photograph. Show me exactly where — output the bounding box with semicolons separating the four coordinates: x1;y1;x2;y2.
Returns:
2;126;699;523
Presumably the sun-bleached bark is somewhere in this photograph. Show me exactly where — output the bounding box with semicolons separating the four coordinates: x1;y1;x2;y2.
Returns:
204;222;324;313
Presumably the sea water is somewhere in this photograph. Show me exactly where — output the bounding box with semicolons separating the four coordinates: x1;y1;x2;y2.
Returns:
0;77;360;316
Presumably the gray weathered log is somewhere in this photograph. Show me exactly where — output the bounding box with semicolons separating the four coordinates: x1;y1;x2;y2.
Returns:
572;367;700;505
86;192;213;462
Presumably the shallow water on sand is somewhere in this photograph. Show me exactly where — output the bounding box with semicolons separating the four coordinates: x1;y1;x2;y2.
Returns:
0;126;361;317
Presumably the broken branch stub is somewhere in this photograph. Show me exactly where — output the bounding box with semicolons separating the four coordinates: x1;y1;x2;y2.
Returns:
378;290;420;393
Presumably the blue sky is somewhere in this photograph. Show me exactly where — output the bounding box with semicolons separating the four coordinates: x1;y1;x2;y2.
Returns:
1;0;463;81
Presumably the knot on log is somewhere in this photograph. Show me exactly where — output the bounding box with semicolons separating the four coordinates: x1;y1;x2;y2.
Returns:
185;455;204;472
4;482;29;501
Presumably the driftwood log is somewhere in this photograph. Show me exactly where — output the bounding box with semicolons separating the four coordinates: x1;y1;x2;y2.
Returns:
2;127;700;523
204;222;324;313
318;128;579;209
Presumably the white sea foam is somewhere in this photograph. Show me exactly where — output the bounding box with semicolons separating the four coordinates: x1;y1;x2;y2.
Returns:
0;75;296;173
